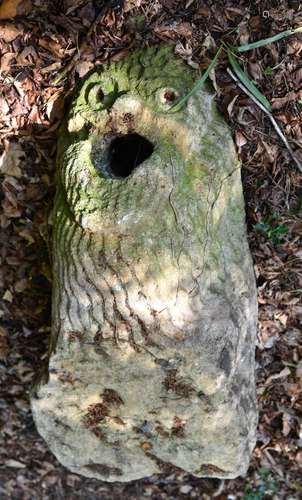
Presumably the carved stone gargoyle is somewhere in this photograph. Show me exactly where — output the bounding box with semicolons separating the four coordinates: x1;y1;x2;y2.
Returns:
31;45;258;482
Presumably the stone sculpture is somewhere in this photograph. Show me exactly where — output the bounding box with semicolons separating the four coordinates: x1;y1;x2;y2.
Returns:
31;45;258;482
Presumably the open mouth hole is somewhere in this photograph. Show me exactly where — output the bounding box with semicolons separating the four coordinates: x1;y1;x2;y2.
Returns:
108;133;154;178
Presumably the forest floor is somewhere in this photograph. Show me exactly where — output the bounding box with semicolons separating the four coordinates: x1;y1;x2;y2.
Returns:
0;1;301;499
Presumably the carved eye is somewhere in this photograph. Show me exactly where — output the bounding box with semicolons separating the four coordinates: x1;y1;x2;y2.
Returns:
157;87;180;108
95;87;104;102
85;80;126;110
86;84;104;106
163;90;177;103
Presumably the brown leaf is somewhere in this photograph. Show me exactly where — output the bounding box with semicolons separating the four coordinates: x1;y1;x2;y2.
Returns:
28;104;42;123
248;61;263;82
38;37;66;59
123;0;143;13
173;22;192;38
265;367;291;386
5;459;26;468
0;96;10;115
293;68;302;88
0;24;22;42
2;195;22;218
14;278;28;293
46;95;65;122
11;99;28;117
235;131;247;150
65;0;89;15
40;61;62;74
282;412;292;437
18;227;35;244
2;289;13;302
0;51;15;71
296;361;302;379
0;0;31;19
296;451;302;466
227;94;239;118
16;45;39;66
75;60;94;78
0;326;9;360
272;90;302;110
154;21;192;39
238;21;250;45
0;141;25;177
261;141;279;163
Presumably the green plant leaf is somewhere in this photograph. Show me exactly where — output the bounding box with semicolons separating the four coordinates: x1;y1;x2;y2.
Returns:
167;47;222;112
253;220;288;243
263;66;274;76
237;29;295;52
227;50;272;111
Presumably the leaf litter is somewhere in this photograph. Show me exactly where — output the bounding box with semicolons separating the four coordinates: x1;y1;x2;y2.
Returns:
0;1;301;498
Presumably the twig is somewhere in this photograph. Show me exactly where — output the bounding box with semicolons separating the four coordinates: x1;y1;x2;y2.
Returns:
227;67;302;173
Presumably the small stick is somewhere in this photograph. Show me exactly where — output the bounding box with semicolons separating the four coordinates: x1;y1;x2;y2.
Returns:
227;67;302;173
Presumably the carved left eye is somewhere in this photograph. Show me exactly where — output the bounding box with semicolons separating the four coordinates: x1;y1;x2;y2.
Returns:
85;80;126;110
86;84;104;105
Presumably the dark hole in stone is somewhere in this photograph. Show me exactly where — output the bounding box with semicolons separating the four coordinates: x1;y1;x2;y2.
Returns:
164;90;176;102
108;133;154;178
96;87;104;102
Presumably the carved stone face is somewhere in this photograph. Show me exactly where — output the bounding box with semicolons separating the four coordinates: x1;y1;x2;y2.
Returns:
32;46;258;483
57;45;233;236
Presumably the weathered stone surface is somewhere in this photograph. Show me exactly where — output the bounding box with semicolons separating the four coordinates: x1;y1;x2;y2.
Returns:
31;45;258;482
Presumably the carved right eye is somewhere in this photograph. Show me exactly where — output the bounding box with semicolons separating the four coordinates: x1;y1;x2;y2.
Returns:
157;87;180;109
163;90;177;103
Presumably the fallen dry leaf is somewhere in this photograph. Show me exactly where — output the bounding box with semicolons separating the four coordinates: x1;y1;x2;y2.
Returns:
38;37;67;59
16;45;39;66
296;361;302;379
154;22;192;39
45;94;65;122
282;412;293;437
261;141;279;164
0;96;10;115
0;51;15;71
0;326;9;360
75;60;94;78
123;0;144;13
293;68;302;88
5;459;26;468
272;90;302;110
0;0;31;19
2;289;13;302
235;131;247;150
0;141;25;177
227;94;239;117
40;61;62;74
17;227;35;244
0;23;22;42
265;367;291;386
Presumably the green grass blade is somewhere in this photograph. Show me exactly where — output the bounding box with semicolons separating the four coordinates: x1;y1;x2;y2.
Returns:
237;26;302;52
227;50;272;111
167;47;222;112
